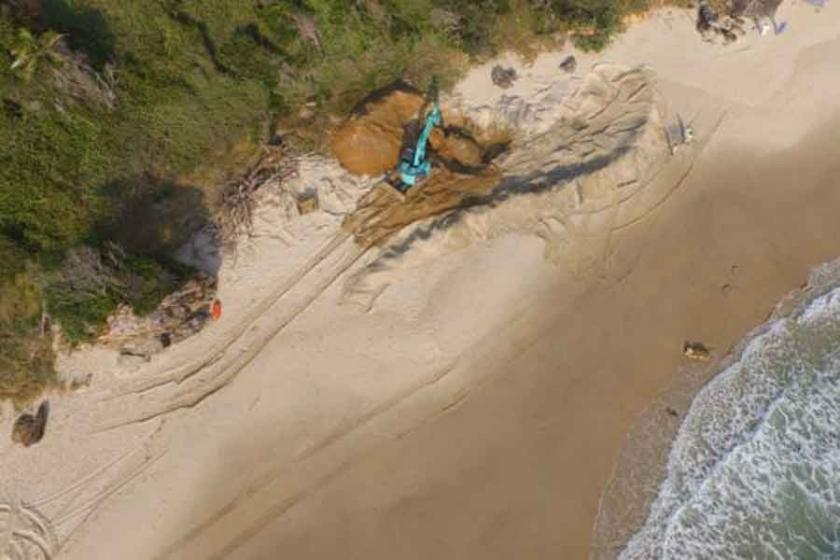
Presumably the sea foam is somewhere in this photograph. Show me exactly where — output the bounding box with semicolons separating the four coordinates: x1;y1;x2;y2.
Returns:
622;288;840;559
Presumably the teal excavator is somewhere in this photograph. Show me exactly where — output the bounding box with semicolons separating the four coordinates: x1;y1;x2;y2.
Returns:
393;78;442;193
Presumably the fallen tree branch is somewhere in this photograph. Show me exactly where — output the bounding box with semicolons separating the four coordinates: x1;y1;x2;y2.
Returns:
215;146;298;250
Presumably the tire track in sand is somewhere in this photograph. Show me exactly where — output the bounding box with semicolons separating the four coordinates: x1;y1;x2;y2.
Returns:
98;231;363;429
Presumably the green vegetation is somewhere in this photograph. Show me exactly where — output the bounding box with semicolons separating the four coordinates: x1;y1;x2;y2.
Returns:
0;248;53;406
10;28;64;81
0;0;664;404
43;244;189;343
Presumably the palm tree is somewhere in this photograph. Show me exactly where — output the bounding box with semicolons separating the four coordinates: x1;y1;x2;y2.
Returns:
9;28;64;82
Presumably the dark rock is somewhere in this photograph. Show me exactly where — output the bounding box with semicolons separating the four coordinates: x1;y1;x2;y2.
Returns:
268;132;284;146
297;192;319;215
559;55;577;74
683;341;711;361
698;3;718;31
12;401;49;447
721;27;739;44
491;65;518;89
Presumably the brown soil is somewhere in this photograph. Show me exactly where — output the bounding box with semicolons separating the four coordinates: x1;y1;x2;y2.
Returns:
331;89;427;176
332;86;505;247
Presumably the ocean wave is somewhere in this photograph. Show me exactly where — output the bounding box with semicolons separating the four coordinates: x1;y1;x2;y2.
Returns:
622;288;840;559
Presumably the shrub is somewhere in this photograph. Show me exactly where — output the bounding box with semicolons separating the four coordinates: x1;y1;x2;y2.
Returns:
44;244;191;344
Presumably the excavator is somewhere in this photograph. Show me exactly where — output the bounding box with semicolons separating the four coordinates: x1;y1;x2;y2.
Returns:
388;78;443;195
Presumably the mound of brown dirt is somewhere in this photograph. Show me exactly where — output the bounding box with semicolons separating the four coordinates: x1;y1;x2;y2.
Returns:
331;89;426;176
331;85;488;177
432;128;485;168
333;85;507;247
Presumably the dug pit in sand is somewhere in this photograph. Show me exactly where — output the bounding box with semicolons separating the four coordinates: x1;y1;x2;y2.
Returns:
331;82;507;247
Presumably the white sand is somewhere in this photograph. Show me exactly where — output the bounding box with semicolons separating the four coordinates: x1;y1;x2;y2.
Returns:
2;4;839;559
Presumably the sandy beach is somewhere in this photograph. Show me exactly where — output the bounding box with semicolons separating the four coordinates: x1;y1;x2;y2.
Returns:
2;4;840;559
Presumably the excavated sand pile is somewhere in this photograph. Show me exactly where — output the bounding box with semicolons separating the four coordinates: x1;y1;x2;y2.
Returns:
332;85;506;247
332;84;489;177
331;88;426;176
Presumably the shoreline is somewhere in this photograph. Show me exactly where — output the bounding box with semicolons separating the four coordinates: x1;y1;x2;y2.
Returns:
593;254;840;558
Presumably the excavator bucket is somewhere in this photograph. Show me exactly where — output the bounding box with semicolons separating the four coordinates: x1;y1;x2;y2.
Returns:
376;171;408;202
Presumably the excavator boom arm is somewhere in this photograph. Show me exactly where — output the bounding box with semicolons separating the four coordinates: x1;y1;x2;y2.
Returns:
397;77;442;188
412;105;441;168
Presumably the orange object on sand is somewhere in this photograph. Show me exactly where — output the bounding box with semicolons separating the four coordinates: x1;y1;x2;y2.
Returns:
211;299;222;321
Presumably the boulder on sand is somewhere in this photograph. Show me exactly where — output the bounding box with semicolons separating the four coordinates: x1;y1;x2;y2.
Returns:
560;55;577;74
491;65;518;89
12;401;49;447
